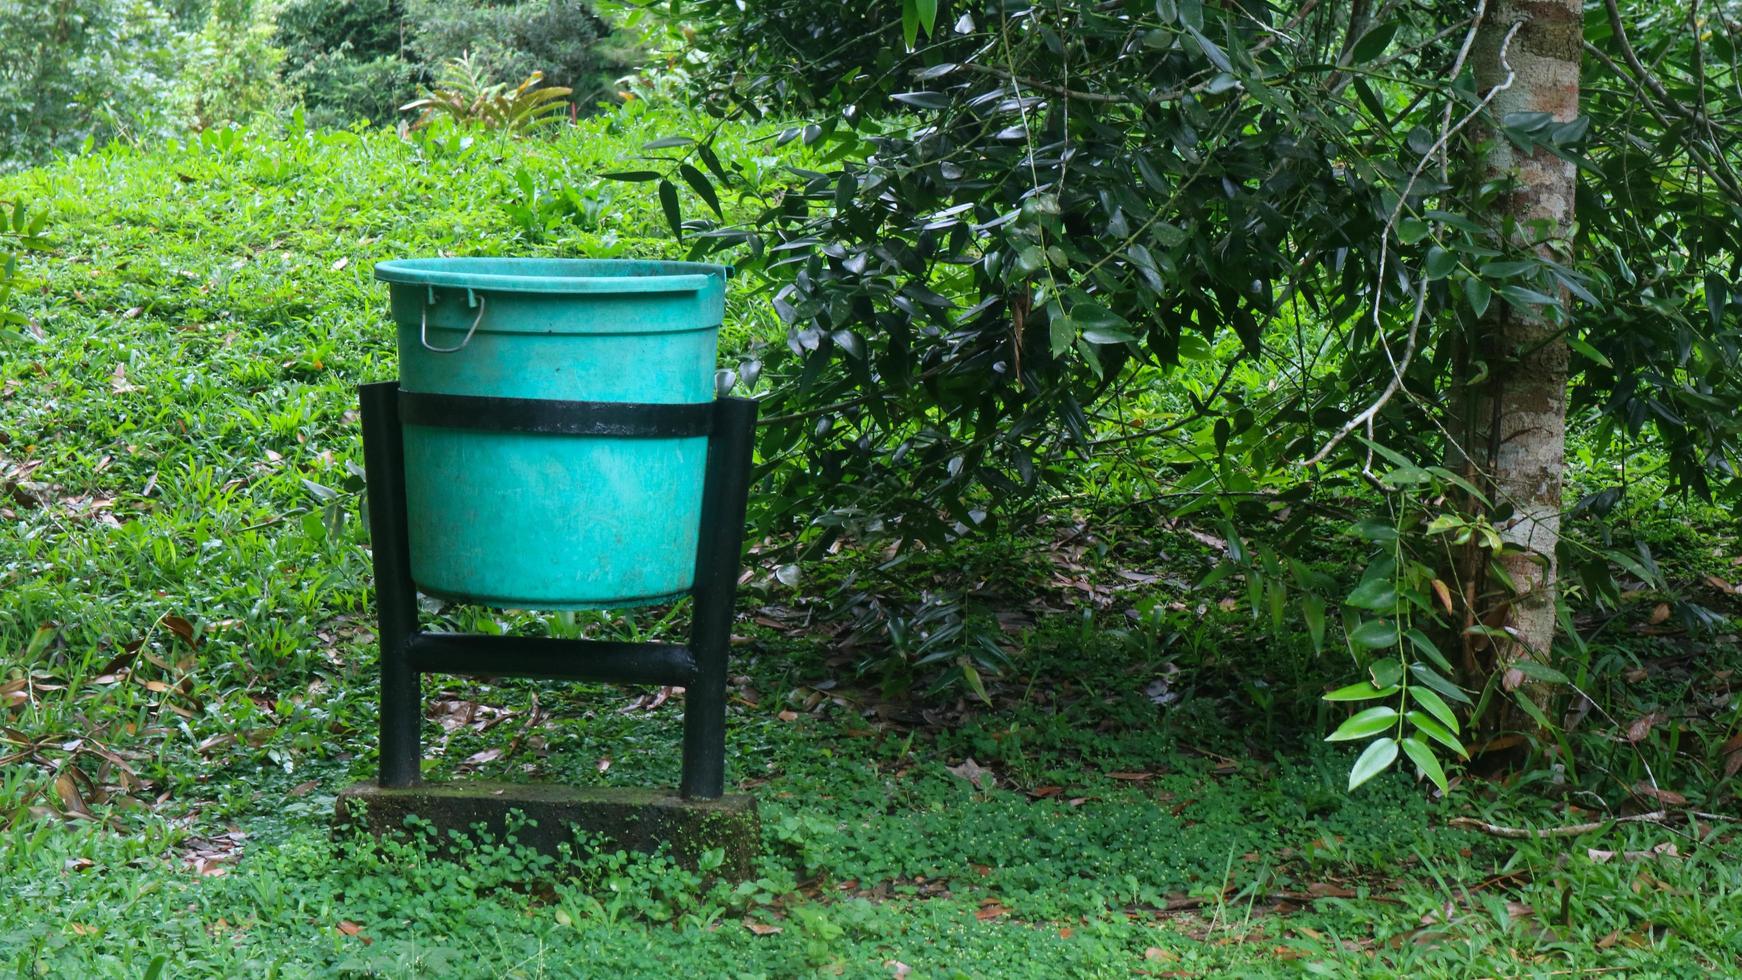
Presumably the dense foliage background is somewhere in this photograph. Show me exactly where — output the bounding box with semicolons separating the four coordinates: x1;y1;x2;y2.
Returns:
2;1;1741;971
0;0;635;170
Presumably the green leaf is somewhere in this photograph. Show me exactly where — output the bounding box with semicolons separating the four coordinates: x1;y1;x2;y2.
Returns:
1072;301;1132;344
658;179;683;241
1425;246;1456;280
679;164;723;218
960;659;991;704
1348;619;1399;650
1511;690;1554;729
915;0;938;36
1083;328;1138;345
1345;576;1398;611
1408;686;1460;733
1480;260;1535;278
697;142;730;184
1347;518;1397;542
1348;737;1398;791
1326;706;1398;742
601;170;662;182
1323;681;1398;702
641;136;695;150
1397;218;1429;244
1404;628;1454;673
1183;25;1232;73
1463;277;1492;316
1399;736;1449;793
1369;659;1402;690
1511;660;1570;685
1566;335;1611;368
1499;283;1559;308
901;0;919;49
1410;663;1473;705
1049;314;1074;357
1349;21;1400;63
1302;595;1326;653
1407;711;1468;758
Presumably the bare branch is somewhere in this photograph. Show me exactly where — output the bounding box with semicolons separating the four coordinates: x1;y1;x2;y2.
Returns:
1449;809;1730;839
1301;14;1520;468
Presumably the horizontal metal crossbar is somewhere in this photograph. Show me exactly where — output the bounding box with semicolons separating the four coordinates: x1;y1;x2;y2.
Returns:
406;633;698;686
399;391;714;438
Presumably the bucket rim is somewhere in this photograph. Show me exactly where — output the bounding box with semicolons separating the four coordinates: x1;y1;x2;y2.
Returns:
374;257;732;295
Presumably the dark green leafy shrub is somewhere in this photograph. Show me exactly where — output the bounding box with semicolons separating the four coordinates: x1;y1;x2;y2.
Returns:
285;51;420;127
275;0;418;125
666;0;906;112
275;0;403;62
405;0;626;107
0;0;182;168
178;0;284;129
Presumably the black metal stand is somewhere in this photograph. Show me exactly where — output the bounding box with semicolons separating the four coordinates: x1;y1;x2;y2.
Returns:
358;381;757;800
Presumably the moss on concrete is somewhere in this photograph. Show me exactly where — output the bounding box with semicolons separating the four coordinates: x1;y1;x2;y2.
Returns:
335;781;760;880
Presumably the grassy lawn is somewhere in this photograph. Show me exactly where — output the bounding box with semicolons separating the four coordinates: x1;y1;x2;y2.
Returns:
2;107;1740;976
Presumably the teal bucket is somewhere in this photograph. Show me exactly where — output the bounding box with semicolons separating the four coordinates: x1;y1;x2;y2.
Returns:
374;258;730;610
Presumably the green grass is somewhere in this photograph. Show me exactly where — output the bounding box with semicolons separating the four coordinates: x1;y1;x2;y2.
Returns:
3;105;1740;976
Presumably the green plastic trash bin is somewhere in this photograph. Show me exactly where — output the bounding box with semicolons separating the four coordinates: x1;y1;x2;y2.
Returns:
374;257;729;609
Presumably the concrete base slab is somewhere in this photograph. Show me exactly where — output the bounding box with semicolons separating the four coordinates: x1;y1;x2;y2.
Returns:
335;781;760;879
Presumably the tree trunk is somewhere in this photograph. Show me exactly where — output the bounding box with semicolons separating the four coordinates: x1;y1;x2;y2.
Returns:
1460;1;1581;731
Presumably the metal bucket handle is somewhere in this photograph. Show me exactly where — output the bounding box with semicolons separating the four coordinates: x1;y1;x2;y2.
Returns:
420;287;486;354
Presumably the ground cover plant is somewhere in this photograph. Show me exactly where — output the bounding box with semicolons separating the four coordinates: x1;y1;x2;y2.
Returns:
1;86;1739;974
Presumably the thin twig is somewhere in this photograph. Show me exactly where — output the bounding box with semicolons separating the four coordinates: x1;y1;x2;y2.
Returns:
1300;13;1519;467
1449;809;1731;839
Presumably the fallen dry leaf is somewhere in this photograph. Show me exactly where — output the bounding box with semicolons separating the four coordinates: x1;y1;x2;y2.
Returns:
884;961;911;979
745;921;782;936
161;615;198;648
776;709;798;722
1431;578;1455;615
54;773;91;818
1649;603;1671;625
336;920;372;944
1631;781;1688;806
1587;842;1679;864
946;757;995;789
1625;712;1662;744
109;364;139;394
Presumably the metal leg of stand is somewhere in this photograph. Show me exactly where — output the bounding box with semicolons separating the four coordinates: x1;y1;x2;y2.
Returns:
360;381;422;788
680;397;758;800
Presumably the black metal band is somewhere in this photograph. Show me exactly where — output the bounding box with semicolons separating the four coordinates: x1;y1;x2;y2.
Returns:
399;390;714;438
